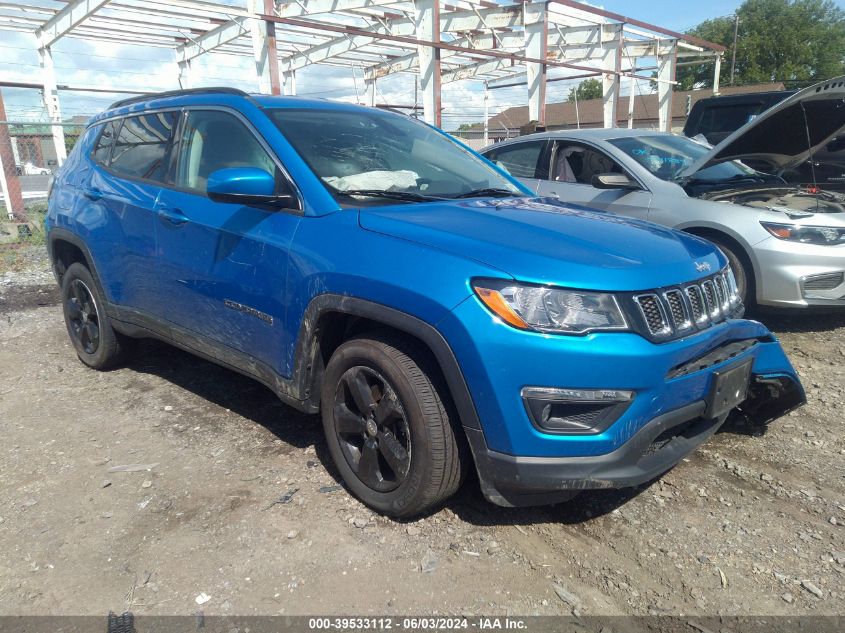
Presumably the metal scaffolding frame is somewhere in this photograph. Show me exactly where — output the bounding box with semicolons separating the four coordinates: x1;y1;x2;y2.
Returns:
0;0;725;166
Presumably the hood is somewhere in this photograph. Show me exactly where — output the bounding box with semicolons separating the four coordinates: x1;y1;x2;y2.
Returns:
358;198;725;292
681;76;845;178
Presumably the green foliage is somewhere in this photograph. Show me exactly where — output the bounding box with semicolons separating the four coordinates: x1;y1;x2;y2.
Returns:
567;78;603;102
676;0;845;90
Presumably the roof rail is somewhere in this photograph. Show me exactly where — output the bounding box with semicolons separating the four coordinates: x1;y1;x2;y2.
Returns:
109;87;251;110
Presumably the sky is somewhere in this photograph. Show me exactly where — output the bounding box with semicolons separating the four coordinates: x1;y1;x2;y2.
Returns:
1;0;843;130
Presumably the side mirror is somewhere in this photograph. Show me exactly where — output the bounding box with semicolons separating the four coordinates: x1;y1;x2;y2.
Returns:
207;167;296;208
591;173;640;190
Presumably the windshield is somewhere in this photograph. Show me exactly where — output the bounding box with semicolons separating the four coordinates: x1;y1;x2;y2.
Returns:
267;107;524;203
607;134;761;182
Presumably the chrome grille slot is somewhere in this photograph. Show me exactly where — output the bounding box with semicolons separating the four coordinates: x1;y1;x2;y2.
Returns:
701;280;720;319
715;274;730;311
635;293;671;336
686;285;706;324
664;289;691;330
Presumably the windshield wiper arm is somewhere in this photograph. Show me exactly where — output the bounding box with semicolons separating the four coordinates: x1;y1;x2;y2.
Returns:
338;189;443;202
452;187;519;199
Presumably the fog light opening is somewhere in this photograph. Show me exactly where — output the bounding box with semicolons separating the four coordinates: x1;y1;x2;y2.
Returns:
521;387;634;435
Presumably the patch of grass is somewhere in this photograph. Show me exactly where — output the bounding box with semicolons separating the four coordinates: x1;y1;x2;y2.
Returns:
21;206;47;247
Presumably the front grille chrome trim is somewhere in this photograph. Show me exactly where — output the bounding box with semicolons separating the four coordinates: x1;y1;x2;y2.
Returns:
628;268;742;343
633;293;672;337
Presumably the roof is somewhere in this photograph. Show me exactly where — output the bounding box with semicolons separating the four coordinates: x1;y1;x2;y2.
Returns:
90;89;372;125
486;83;788;131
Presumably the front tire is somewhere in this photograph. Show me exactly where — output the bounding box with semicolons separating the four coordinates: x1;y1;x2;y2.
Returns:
61;262;132;369
711;239;754;308
321;333;465;518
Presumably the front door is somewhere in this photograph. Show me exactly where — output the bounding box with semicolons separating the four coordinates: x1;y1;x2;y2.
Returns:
537;140;653;221
154;108;301;377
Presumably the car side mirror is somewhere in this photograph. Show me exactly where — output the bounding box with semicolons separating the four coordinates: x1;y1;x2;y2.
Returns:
591;173;640;190
207;167;297;208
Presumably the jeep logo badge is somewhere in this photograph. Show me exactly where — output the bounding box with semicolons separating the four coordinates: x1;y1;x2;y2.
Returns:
694;261;712;273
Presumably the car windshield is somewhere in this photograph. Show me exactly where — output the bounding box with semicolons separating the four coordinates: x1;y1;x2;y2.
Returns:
607;134;761;182
267;107;524;203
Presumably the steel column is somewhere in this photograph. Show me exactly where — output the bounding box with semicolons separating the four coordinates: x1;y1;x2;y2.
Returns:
657;41;677;132
713;53;722;95
177;59;192;89
0;90;25;220
413;0;441;127
39;46;67;166
524;2;547;126
600;23;622;128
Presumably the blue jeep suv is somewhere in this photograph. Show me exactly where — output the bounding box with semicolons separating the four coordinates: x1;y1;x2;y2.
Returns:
46;88;804;517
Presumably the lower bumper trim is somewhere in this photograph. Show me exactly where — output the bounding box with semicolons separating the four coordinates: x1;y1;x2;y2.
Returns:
467;401;716;507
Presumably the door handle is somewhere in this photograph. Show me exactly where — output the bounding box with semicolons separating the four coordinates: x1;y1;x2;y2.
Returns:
82;187;102;201
157;206;188;226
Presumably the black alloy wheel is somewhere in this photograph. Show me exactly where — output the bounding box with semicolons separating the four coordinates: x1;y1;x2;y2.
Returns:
65;278;100;355
333;366;412;492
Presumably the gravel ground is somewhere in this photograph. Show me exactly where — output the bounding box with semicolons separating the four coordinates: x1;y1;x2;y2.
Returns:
0;246;843;617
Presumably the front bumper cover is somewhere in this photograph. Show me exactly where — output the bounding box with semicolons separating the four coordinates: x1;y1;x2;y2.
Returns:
466;373;804;507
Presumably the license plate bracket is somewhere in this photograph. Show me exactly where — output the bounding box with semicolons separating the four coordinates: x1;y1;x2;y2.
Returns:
705;359;753;419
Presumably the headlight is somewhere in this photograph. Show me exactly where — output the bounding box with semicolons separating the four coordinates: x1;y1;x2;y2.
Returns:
761;222;845;245
472;279;629;334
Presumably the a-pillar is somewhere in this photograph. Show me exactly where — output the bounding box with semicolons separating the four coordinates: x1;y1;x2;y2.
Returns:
413;0;441;127
524;2;547;127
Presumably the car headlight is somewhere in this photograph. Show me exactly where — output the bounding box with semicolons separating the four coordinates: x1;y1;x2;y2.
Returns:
472;279;629;334
761;222;845;245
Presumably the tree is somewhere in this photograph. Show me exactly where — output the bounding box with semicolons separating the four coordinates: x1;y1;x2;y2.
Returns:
676;0;845;91
567;78;603;101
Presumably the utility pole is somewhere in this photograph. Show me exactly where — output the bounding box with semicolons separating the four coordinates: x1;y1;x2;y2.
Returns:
730;14;740;86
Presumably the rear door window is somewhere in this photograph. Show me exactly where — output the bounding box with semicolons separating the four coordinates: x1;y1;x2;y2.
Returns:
109;112;177;182
484;141;549;179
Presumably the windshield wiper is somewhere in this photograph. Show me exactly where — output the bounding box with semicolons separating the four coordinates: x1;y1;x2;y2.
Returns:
451;187;520;199
338;189;443;202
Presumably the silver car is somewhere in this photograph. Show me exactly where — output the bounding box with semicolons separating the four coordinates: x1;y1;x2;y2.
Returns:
481;77;845;309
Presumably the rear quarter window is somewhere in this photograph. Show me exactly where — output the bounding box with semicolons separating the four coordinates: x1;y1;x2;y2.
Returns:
92;120;119;165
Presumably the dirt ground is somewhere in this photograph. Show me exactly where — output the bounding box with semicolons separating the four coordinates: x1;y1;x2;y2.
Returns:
0;247;843;617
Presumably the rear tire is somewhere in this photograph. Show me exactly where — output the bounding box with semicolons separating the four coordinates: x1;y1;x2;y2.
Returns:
321;333;465;518
61;262;133;370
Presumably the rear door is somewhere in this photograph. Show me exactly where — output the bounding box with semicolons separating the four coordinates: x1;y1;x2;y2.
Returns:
537;140;652;221
153;108;301;378
482;140;549;193
86;112;177;317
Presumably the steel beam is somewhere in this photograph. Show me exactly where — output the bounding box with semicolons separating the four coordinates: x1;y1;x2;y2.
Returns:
551;0;726;52
277;0;399;18
414;0;441;127
36;0;111;48
176;17;249;62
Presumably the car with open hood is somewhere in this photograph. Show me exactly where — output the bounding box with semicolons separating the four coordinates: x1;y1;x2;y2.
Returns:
45;88;803;517
482;76;845;310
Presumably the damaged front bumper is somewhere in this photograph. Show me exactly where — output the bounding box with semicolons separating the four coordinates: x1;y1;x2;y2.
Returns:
441;299;805;507
465;369;804;508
